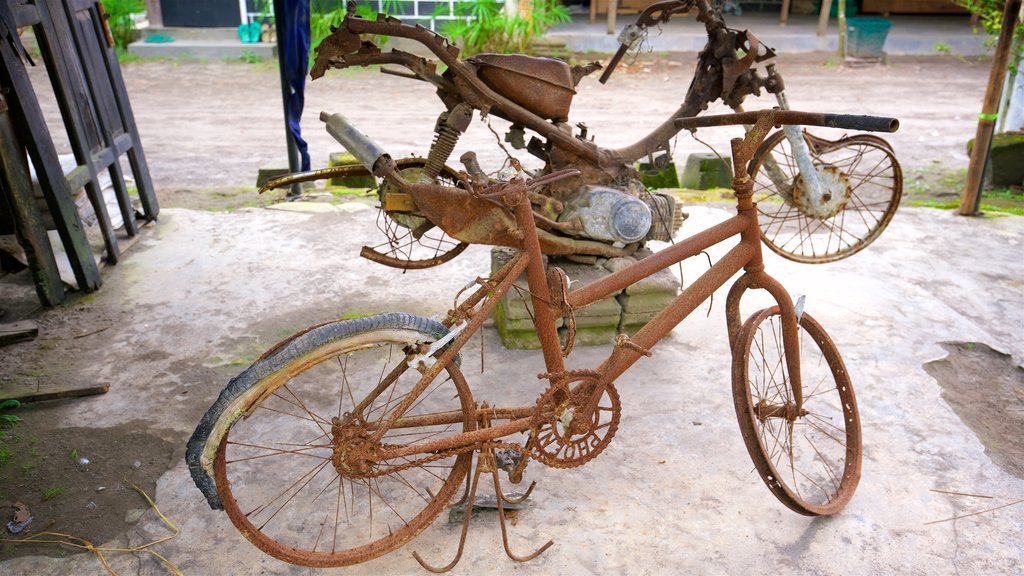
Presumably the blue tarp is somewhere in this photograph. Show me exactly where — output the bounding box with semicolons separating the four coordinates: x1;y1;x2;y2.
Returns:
280;0;311;172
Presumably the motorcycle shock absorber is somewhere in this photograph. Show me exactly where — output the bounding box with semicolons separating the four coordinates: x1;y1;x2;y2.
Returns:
423;103;473;181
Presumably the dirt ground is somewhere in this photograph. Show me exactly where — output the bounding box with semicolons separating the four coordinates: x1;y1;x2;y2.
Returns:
2;49;1021;569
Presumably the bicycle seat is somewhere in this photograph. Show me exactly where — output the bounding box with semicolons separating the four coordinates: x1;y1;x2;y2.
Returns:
468;54;576;122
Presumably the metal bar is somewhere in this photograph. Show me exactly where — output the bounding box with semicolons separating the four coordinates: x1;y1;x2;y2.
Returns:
567;214;747;309
675;110;899;133
368;253;530;445
381;417;532;460
598;239;756;384
513;193;565;374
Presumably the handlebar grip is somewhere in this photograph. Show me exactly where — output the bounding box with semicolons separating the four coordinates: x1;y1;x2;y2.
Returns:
818;113;900;133
599;44;630;84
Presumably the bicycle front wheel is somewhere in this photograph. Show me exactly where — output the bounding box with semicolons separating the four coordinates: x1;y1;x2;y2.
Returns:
732;307;861;515
750;130;902;263
213;313;476;567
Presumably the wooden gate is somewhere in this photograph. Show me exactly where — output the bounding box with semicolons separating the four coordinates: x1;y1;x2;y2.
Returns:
0;0;158;306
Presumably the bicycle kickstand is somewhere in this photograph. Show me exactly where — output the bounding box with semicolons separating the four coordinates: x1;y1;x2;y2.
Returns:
413;405;553;573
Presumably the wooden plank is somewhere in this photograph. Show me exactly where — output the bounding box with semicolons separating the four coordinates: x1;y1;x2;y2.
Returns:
0;320;38;346
64;163;90;191
67;4;137;236
82;0;159;222
0;94;66;306
0;40;101;292
35;0;119;263
0;380;109;404
12;2;40;27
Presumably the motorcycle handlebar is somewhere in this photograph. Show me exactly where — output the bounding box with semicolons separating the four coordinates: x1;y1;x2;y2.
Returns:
599;0;694;84
674;110;900;133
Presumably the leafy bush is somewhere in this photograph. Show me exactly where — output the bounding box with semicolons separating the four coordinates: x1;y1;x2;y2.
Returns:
954;0;1024;71
104;0;146;51
440;0;570;55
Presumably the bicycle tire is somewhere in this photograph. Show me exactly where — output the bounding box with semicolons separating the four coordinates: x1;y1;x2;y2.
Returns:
732;306;862;515
211;313;475;567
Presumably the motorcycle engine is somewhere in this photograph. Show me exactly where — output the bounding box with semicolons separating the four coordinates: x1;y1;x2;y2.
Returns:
558;185;682;245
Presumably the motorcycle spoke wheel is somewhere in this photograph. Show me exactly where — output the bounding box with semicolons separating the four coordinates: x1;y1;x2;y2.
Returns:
361;160;468;270
213;316;475;567
732;307;861;516
750;131;902;263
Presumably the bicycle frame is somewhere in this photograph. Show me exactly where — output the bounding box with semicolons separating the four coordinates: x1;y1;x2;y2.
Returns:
367;111;816;463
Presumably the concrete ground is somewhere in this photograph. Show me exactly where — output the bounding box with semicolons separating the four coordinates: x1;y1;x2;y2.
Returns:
1;19;1021;575
1;198;1022;574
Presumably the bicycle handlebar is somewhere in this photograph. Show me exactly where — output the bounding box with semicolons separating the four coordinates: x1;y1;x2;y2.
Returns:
674;110;900;133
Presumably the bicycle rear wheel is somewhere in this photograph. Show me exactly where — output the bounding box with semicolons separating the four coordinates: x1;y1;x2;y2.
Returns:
749;130;902;263
361;159;469;269
732;306;861;515
213;313;475;566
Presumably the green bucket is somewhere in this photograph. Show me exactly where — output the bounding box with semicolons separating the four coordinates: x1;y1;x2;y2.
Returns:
846;17;891;59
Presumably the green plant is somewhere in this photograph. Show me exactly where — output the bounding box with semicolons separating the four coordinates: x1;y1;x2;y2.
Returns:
0;445;11;468
439;0;570;55
103;0;146;51
239;49;265;64
43;486;66;501
0;399;21;442
934;42;951;54
953;0;1024;71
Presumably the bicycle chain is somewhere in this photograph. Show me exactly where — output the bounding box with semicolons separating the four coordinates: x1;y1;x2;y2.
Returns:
362;440;529;479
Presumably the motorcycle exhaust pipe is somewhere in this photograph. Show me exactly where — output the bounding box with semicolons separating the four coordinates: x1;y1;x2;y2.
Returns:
320;111;392;175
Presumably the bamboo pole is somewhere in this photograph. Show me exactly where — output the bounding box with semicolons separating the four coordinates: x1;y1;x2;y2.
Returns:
960;0;1022;215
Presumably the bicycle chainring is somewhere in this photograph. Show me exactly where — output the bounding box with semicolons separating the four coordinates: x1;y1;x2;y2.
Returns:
529;373;621;469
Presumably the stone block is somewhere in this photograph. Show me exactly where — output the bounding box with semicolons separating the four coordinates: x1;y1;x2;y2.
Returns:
328;152;376;188
566;326;620;347
638;160;681;189
256;165;289;188
491;248;677;349
680;153;733;190
991;132;1024;186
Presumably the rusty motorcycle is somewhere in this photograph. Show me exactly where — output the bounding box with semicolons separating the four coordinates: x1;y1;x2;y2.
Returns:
186;0;900;570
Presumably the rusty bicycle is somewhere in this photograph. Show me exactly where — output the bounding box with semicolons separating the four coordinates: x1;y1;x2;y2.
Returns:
186;106;897;569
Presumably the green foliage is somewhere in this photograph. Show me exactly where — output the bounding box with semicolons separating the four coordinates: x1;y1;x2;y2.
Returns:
0;399;20;429
953;0;1024;70
43;486;66;501
0;445;11;468
439;0;571;55
239;49;265;64
103;0;146;51
933;42;951;54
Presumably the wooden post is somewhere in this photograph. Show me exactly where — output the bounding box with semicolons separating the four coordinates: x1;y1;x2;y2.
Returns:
608;0;617;35
817;0;833;37
780;0;792;26
960;0;1022;215
837;0;846;57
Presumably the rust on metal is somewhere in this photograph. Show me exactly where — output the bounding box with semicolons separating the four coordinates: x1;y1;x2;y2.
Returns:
189;0;896;566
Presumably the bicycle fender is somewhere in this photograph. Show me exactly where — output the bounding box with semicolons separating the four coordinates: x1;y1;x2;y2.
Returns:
185;313;457;510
